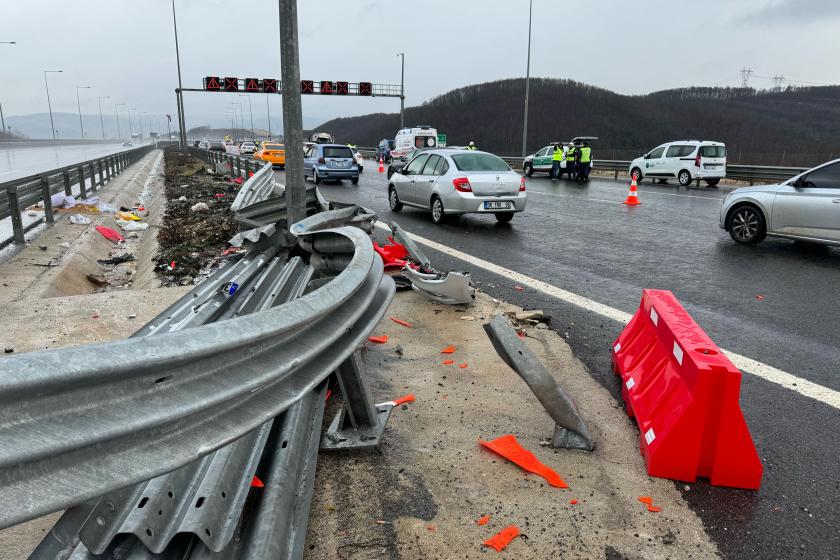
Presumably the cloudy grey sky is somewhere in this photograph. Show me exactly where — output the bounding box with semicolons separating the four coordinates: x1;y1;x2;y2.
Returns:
2;0;839;131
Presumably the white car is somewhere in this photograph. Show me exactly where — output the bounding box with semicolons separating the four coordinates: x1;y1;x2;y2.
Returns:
630;140;727;187
239;141;257;155
388;149;526;224
392;125;438;159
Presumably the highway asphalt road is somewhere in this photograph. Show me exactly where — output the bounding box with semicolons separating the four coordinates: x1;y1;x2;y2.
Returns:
275;164;839;560
0;142;129;183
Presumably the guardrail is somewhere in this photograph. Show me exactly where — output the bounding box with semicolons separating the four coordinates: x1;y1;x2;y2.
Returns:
0;144;155;249
499;156;808;185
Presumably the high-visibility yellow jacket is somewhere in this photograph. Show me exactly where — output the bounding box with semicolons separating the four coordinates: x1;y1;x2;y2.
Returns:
580;146;592;163
552;146;563;161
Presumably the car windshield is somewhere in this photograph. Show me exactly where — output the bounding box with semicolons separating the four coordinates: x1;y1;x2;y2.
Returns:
451;153;510;172
323;147;353;158
264;144;283;150
700;145;727;158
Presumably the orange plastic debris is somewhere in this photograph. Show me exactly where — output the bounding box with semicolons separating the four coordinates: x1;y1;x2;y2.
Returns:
368;335;389;344
392;394;415;406
647;504;662;512
427;524;437;532
569;499;578;505
459;363;468;369
325;389;332;402
441;345;456;354
637;496;653;505
390;317;413;327
483;525;520;552
443;359;455;365
513;285;525;291
479;435;568;489
251;475;264;488
476;515;491;526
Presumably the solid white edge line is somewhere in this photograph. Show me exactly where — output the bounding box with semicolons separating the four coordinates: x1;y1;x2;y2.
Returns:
375;222;840;410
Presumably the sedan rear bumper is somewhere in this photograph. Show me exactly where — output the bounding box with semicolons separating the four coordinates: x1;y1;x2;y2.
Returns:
315;167;358;179
444;193;527;214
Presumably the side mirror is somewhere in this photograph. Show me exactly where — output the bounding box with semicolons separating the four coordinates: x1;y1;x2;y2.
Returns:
792;176;805;188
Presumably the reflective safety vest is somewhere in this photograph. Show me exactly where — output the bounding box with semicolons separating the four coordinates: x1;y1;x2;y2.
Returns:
567;147;576;161
580;146;592;163
552;146;563;161
466;145;477;150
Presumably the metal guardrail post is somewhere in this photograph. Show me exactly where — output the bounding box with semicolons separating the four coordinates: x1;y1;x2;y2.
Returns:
40;175;54;225
244;158;252;178
97;161;104;187
7;186;25;244
105;157;111;183
77;166;87;198
321;349;392;451
62;170;71;196
89;163;97;192
234;156;241;177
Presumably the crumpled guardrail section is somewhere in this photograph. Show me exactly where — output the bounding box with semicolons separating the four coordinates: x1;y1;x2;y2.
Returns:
230;161;281;212
0;211;394;530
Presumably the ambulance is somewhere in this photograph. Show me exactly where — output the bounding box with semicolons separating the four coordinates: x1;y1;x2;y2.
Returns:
392;125;438;158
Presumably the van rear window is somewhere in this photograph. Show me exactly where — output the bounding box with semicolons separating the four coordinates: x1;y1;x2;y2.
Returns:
700;145;727;158
323;147;353;158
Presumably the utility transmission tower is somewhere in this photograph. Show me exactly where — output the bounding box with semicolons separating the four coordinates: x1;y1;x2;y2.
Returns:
771;75;786;91
739;67;753;88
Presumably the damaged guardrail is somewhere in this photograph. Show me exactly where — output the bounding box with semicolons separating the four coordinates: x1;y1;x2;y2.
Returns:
0;209;395;532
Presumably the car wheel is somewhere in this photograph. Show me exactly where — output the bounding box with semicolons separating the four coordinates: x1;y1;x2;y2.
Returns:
389;186;403;211
678;170;692;187
631;167;643;182
523;162;533;177
706;178;720;187
431;196;446;225
657;178;668;184
351;176;359;185
313;169;321;185
495;212;514;223
727;205;767;244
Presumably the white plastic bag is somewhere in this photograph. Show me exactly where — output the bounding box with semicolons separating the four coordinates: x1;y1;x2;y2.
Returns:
69;214;91;225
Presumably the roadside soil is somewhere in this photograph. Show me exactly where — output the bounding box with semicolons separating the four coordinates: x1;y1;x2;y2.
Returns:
156;149;241;286
305;290;719;559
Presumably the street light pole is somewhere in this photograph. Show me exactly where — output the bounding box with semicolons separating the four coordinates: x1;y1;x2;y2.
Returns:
128;108;135;139
266;95;271;139
521;0;533;158
115;103;125;139
397;52;405;129
239;94;254;137
43;70;62;141
171;0;187;146
139;111;146;142
279;0;306;226
98;96;109;139
0;42;16;135
75;86;90;139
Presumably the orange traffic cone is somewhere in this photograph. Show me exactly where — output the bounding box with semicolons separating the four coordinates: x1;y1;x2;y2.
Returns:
378;156;384;173
624;177;641;205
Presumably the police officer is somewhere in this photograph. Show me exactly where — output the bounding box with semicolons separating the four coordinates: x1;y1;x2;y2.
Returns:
566;142;577;180
578;142;592;182
466;141;477;150
551;143;563;180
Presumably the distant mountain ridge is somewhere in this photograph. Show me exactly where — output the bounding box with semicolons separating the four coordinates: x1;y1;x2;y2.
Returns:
314;79;840;166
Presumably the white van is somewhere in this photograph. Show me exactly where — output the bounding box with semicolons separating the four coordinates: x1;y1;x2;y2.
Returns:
629;140;727;187
393;126;438;158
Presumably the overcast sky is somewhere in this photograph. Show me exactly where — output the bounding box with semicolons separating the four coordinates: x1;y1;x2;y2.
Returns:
2;0;839;130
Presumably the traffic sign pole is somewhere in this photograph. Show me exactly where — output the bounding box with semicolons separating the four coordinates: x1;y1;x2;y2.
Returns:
279;0;306;229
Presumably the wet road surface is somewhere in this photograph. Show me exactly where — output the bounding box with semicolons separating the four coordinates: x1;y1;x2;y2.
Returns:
0;142;129;183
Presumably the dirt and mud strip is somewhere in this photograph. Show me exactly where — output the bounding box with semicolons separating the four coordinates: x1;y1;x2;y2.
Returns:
156;149;242;286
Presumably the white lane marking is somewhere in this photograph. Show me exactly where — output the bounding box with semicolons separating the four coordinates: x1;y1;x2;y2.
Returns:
376;223;840;410
526;189;625;205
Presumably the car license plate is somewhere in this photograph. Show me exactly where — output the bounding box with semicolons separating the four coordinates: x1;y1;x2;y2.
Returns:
484;201;512;210
704;164;720;169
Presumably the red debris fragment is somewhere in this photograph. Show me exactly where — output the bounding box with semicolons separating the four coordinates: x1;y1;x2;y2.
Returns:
514;285;525;291
459;363;468;369
755;295;765;301
479;434;568;489
441;345;456;354
389;317;413;328
483;525;520;552
94;225;124;244
368;335;389;344
443;359;455;365
250;475;264;488
569;499;578;505
476;515;491;526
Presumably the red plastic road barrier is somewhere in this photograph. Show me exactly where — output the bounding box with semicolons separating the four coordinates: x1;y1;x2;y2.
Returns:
612;289;762;489
373;238;409;269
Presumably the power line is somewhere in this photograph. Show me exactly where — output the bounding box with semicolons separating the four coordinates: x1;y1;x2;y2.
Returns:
740;67;753;88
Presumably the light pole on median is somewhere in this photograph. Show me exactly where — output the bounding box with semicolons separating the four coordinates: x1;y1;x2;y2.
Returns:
279;0;306;226
239;93;254;138
97;96;109;139
231;101;244;141
115;103;125;139
397;52;405;129
521;0;533;158
127;107;136;140
171;0;187;146
139;111;147;142
227;105;238;142
43;70;62;140
265;95;271;139
0;42;16;135
75;86;91;139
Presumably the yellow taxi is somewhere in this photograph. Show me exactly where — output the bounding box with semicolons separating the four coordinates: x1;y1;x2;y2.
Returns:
254;143;285;168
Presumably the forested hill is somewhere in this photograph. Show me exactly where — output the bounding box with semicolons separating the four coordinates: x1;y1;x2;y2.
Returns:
315;79;840;165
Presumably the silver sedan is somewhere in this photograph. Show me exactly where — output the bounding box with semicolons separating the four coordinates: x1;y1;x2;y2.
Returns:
388;149;527;224
720;158;840;246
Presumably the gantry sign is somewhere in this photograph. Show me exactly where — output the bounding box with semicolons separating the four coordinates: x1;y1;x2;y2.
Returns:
196;77;401;97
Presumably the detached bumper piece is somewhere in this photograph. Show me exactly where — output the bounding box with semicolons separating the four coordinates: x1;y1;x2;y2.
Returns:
402;266;475;306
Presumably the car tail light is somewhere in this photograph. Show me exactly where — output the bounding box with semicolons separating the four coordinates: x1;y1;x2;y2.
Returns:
453;177;472;192
695;154;701;167
519;177;526;192
318;157;325;164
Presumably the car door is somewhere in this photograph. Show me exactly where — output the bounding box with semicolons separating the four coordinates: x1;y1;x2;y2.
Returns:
302;145;315;177
664;145;691;178
643;146;667;176
771;161;840;241
533;147;551;171
399;153;431;205
415;155;442;206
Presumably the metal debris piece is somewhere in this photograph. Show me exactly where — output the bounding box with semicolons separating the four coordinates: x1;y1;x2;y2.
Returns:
228;224;277;248
483;314;594;451
402;267;475;306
